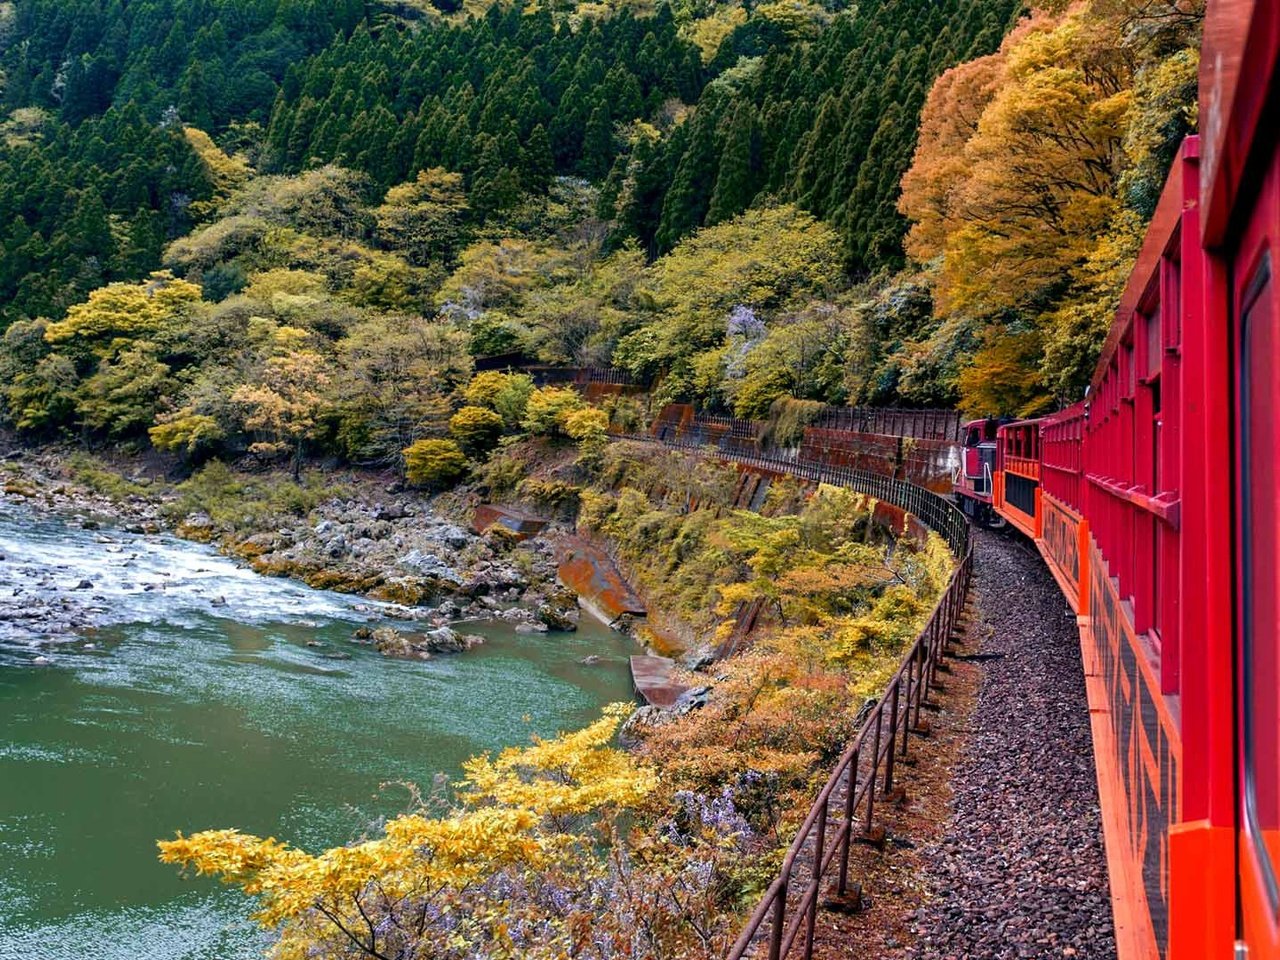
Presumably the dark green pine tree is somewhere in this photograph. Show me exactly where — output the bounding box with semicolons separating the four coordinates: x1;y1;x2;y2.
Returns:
67;188;115;261
178;61;215;132
654;98;723;253
523;124;555;192
470;136;522;216
706;104;760;225
578;105;614;181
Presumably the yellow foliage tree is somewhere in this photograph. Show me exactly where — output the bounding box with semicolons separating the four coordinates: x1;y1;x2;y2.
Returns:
936;8;1132;319
899;0;1203;413
159;704;655;959
521;385;584;436
149;408;226;455
460;703;658;824
183;127;253;218
231;348;330;479
43;272;203;352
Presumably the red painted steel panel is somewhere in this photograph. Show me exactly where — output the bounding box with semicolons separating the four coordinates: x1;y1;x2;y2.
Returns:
1084;537;1183;959
1064;143;1208;960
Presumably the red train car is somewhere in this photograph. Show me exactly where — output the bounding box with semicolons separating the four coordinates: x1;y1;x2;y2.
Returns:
993;419;1041;540
977;2;1280;957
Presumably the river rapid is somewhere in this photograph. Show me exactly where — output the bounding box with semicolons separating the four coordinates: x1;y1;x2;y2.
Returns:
0;501;635;960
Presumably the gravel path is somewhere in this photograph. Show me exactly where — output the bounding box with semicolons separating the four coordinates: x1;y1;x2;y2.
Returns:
906;527;1116;960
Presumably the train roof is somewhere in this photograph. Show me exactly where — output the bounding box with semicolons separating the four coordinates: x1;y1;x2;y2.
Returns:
1199;0;1280;247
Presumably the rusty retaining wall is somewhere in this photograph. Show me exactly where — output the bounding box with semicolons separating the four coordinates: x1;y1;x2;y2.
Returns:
800;428;961;494
557;538;647;623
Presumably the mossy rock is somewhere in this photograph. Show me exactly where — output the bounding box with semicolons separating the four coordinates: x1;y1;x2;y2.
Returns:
250;557;305;578
230;538;272;559
303;568;385;594
176;520;217;543
370;578;436;606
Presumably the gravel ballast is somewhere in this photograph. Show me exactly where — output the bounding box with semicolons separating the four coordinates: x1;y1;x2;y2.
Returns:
906;526;1117;960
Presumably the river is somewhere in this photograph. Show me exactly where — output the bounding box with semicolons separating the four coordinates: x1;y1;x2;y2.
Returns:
0;502;636;960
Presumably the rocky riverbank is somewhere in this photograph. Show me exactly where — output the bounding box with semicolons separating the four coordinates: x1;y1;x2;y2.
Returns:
0;445;581;654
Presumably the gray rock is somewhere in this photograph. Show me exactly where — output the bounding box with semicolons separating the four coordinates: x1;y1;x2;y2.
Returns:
432;523;472;550
374;503;408;521
397;550;461;583
681;649;716;671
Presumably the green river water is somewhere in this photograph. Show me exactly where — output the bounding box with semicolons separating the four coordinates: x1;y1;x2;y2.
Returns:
0;504;636;960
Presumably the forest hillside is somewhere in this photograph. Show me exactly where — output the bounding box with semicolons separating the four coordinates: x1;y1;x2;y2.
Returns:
0;0;1201;440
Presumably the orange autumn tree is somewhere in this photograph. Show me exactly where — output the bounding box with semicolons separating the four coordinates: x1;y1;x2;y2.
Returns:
899;0;1203;416
231;326;331;480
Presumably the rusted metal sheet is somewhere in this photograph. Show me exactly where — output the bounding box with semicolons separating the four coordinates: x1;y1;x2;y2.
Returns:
557;538;646;622
471;504;549;541
630;655;689;707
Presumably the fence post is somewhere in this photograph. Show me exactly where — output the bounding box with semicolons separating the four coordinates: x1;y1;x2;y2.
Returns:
804;800;828;959
865;708;881;830
838;748;858;894
769;880;787;960
885;683;901;790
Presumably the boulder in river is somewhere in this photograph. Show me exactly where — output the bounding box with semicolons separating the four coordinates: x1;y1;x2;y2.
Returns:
371;625;483;659
537;589;580;632
372;626;427;660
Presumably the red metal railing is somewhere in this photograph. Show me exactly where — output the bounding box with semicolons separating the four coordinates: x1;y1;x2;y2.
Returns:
622;434;974;959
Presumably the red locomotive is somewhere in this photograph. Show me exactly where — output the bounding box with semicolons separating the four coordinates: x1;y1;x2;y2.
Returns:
954;417;1001;526
952;2;1279;957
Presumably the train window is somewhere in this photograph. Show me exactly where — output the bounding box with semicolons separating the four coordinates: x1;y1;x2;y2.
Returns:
1240;250;1280;912
1146;308;1162;378
1164;256;1182;347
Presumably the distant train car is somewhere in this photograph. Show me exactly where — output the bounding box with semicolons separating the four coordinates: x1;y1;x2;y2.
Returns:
953;418;1001;525
992;419;1042;540
980;0;1280;953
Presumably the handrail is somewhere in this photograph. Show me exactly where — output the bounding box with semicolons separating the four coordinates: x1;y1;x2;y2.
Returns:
617;433;973;960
